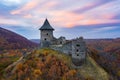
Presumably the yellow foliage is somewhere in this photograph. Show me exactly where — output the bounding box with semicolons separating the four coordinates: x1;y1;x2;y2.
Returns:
17;63;23;70
33;69;42;76
62;69;77;80
3;48;110;80
25;77;30;80
117;70;120;77
68;70;77;76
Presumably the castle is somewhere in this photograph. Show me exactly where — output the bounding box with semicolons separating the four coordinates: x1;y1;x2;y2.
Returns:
39;19;87;66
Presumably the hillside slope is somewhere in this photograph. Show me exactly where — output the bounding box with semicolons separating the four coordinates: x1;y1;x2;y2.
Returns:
0;27;38;50
86;39;120;79
2;48;110;80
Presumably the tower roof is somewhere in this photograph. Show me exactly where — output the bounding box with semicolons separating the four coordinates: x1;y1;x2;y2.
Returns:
39;19;54;30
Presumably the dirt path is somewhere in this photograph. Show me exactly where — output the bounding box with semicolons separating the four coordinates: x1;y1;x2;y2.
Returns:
5;56;23;72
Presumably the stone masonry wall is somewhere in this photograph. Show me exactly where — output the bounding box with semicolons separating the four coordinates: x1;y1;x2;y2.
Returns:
50;37;87;66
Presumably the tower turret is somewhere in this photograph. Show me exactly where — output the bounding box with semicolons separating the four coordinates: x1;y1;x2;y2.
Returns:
39;19;54;47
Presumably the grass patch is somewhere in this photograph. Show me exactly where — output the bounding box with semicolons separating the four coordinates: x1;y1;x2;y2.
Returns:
78;56;109;80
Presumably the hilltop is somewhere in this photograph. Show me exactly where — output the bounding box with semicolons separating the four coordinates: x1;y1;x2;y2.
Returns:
1;48;111;80
0;27;38;51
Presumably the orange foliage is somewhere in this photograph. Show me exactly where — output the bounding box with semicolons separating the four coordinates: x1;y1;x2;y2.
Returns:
4;49;81;80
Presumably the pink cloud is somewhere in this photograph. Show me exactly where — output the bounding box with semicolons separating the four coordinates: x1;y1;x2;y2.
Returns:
45;11;84;28
79;19;120;25
11;0;41;15
101;14;116;19
34;9;120;28
23;14;33;18
0;18;27;26
11;0;58;15
44;1;58;8
8;0;120;29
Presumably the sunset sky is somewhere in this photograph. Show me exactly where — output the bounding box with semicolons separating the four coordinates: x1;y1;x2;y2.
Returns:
0;0;120;39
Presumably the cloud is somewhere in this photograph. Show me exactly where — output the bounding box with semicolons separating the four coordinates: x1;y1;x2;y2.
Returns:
112;14;120;19
10;0;41;15
23;14;33;19
80;19;120;25
8;0;120;28
46;11;84;28
0;17;28;26
93;26;118;32
0;0;28;6
74;0;114;13
10;0;58;15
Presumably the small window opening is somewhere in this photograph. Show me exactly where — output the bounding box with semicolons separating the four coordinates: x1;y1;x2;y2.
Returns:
60;41;62;44
77;54;79;56
46;33;48;35
76;44;80;47
44;38;47;41
76;49;79;52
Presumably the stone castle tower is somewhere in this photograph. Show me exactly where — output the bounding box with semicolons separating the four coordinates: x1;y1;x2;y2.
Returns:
39;19;54;47
39;19;87;66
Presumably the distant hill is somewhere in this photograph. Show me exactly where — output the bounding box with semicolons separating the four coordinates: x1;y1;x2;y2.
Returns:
30;39;40;44
85;38;120;53
0;27;38;50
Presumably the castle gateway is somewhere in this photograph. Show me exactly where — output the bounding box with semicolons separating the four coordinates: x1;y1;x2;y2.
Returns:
39;19;87;66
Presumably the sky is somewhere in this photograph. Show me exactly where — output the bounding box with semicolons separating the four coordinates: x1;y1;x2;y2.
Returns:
0;0;120;39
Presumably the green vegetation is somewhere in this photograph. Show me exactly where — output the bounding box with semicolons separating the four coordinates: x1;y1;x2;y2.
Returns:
0;48;110;80
0;56;20;80
78;56;109;80
0;56;19;71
